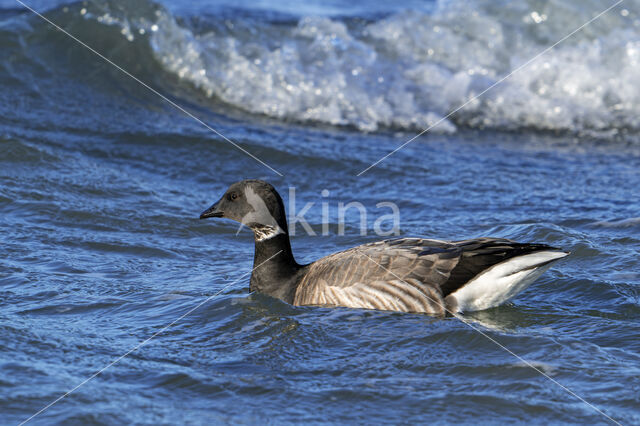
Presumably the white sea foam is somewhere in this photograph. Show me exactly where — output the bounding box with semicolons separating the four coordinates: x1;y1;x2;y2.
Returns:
85;0;640;135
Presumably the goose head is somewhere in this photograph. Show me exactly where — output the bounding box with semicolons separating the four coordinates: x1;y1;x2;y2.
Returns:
200;180;288;240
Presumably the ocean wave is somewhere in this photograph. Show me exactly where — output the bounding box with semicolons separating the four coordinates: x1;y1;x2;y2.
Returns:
13;0;640;135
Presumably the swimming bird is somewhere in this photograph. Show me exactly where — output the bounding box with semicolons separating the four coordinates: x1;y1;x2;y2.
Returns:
200;180;568;315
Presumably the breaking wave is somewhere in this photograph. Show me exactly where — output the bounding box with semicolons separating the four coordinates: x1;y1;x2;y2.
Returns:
11;0;640;135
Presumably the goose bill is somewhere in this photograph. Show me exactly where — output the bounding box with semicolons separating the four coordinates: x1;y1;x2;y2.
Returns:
200;203;224;219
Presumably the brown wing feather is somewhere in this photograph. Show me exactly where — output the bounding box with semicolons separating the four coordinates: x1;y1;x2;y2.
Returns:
293;238;461;313
293;237;562;314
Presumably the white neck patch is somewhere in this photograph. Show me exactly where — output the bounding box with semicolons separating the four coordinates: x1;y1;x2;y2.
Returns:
239;186;284;241
251;224;283;241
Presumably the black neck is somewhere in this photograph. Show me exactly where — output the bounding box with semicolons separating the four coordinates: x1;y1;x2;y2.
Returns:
250;232;302;303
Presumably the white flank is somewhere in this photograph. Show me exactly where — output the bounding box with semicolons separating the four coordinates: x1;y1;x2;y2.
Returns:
447;251;568;312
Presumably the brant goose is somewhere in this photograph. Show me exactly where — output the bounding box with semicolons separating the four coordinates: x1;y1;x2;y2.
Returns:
200;180;568;314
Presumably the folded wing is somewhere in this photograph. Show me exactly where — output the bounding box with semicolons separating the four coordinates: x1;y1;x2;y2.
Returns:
293;237;567;314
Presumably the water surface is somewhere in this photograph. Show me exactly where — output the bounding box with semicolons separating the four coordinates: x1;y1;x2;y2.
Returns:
1;0;640;424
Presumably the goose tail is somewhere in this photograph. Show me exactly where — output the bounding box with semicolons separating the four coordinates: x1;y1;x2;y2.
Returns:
445;250;569;313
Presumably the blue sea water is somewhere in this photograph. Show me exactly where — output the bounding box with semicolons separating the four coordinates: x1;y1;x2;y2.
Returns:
1;0;640;424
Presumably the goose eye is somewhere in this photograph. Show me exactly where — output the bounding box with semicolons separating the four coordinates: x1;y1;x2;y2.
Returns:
229;192;238;201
